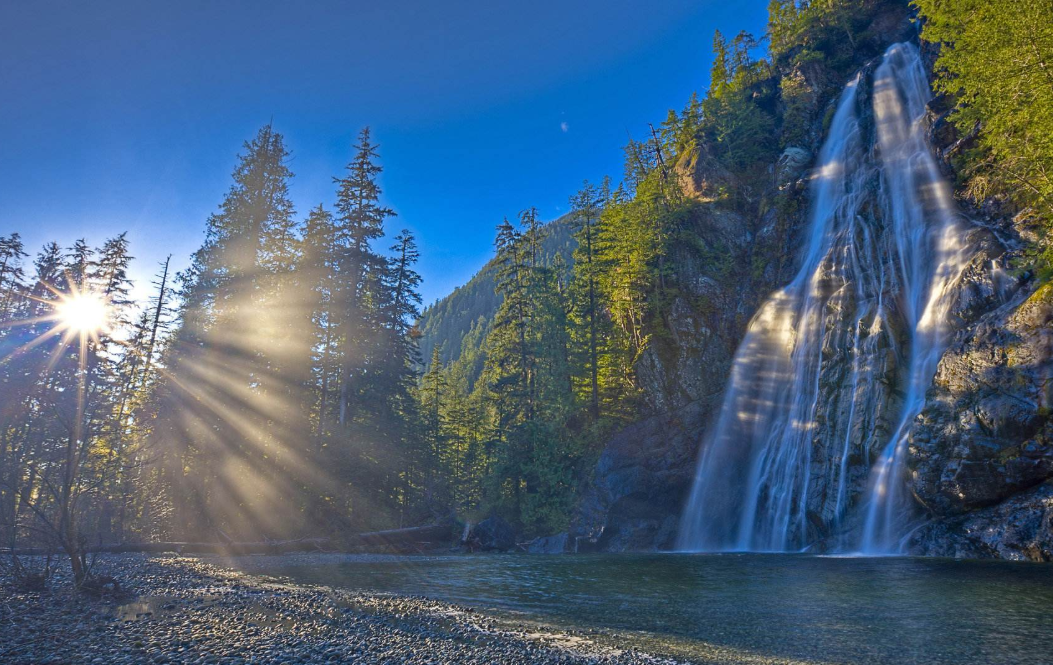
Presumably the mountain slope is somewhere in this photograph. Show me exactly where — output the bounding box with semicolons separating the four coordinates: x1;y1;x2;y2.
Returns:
417;213;576;369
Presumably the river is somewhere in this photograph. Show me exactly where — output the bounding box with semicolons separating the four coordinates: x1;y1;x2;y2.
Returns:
234;552;1053;664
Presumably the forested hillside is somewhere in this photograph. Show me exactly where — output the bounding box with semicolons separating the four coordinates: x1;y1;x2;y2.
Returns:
416;213;576;370
914;0;1053;277
409;0;932;540
2;0;1051;579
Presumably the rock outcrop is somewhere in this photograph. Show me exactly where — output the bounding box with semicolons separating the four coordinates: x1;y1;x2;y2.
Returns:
911;481;1053;561
552;2;1052;560
571;403;711;551
570;33;869;552
574;32;1053;559
909;281;1053;559
466;516;516;552
524;532;572;554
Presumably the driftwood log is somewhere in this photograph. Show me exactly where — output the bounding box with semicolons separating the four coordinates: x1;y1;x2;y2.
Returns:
3;523;455;556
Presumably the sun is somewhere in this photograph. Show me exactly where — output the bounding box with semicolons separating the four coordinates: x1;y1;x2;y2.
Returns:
56;293;110;335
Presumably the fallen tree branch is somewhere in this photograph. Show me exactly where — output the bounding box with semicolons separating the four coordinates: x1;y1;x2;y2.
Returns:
1;523;456;556
340;523;453;551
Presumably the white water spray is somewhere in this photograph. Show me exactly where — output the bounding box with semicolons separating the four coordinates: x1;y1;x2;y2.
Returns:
677;43;970;554
857;44;970;553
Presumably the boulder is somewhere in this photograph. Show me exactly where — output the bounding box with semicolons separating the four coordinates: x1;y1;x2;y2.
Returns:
466;516;516;552
911;481;1053;562
909;280;1053;517
776;146;812;187
525;532;570;554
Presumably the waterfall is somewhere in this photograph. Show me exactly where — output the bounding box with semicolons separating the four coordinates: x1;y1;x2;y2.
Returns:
857;44;970;553
677;43;970;554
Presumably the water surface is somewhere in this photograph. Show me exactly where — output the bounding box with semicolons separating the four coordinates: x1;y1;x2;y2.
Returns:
242;553;1053;664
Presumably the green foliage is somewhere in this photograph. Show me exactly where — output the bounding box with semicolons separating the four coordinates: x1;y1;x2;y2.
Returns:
412;0;926;537
768;0;867;68
417;209;582;535
594;186;659;379
2;0;956;553
779;68;817;148
111;125;433;540
698;29;779;173
914;0;1053;278
704;91;777;170
416;213;576;372
568;180;607;421
475;210;576;532
0;233;27;320
0;229;144;581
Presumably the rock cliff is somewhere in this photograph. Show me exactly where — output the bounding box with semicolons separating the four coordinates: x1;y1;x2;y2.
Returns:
909;280;1053;560
574;17;1053;559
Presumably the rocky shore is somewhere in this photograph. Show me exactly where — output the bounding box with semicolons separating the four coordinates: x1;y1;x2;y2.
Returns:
0;554;681;665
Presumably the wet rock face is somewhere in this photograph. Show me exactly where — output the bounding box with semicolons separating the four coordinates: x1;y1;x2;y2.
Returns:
891;67;1053;559
575;61;848;551
571;403;710;551
909;280;1053;519
573;17;1051;557
911;481;1053;562
574;203;771;550
635;207;756;415
905;274;1053;561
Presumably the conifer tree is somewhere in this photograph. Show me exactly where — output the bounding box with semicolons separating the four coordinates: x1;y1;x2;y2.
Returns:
570;181;604;419
152;124;298;540
333;127;394;429
300;204;340;443
421;347;446;457
0;233;27;319
710;30;732;97
384;229;423;394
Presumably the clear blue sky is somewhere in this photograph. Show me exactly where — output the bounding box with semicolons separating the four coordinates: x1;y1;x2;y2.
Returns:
0;0;768;305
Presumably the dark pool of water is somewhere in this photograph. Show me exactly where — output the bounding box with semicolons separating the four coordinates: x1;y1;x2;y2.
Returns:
243;553;1053;664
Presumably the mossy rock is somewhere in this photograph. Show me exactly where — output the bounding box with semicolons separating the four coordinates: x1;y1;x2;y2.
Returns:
1025;281;1053;306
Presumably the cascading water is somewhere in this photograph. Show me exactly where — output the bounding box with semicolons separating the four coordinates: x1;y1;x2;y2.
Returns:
677;42;970;554
856;44;970;554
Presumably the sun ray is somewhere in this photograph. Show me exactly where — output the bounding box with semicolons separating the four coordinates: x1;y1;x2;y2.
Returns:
0;279;115;369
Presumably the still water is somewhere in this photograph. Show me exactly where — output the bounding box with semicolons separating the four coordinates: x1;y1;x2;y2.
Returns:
243;553;1053;664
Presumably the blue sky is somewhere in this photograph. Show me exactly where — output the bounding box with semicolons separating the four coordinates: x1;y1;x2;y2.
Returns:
0;0;768;305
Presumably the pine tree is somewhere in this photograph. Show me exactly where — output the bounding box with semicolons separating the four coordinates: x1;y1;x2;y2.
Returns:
680;92;704;149
701;29;776;172
569;181;604;419
767;0;800;61
0;233;27;319
140;256;173;382
385;230;423;381
421;347;446;457
64;239;92;290
152;124;299;540
84;235;136;544
467;209;580;533
490;217;533;423
710;30;732;98
333;127;394;429
380;230;425;523
300;204;340;443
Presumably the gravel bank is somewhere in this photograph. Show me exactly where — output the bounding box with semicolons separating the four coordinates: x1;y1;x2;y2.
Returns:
0;554;679;665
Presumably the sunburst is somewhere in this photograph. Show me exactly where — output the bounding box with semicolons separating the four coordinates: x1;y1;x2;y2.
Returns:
55;291;110;336
0;278;114;369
